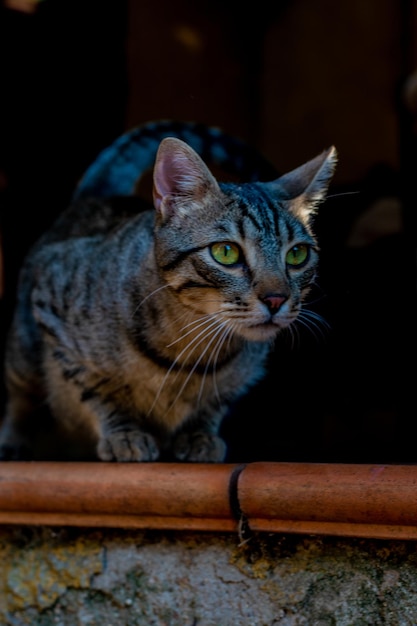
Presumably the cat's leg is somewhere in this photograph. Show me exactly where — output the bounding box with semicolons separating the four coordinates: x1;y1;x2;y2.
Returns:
45;360;161;462
43;344;161;462
97;417;160;462
172;430;227;462
172;412;227;463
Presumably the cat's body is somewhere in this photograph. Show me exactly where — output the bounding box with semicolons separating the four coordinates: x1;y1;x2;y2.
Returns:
0;121;337;462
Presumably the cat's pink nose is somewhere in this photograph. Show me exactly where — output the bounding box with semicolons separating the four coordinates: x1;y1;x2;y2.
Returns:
262;294;287;314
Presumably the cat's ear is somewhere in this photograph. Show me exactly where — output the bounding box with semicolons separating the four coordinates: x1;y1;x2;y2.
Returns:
153;137;221;220
270;146;338;221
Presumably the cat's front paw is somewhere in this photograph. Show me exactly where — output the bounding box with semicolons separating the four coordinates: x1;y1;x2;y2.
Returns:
97;430;160;462
173;432;226;463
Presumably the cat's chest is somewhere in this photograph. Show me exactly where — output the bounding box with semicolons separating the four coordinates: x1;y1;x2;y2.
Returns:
124;350;213;427
123;343;255;431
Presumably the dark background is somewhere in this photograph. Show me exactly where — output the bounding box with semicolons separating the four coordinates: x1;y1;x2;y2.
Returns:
0;0;415;463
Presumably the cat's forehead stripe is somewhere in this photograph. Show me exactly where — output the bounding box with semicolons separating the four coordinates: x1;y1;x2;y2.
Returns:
231;186;281;240
228;196;262;232
281;215;295;243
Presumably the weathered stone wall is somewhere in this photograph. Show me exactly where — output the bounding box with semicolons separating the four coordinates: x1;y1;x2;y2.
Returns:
2;526;417;625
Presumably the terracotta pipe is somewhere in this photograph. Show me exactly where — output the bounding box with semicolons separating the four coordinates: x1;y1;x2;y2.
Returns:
1;461;417;539
0;462;237;531
238;462;417;540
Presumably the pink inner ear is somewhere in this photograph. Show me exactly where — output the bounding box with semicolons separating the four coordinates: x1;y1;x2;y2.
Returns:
161;155;182;194
152;137;220;216
153;144;192;212
153;157;174;212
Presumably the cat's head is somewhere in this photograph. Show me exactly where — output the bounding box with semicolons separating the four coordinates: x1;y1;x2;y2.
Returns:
151;137;337;342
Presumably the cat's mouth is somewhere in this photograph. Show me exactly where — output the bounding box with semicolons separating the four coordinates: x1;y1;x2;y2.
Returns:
240;319;290;341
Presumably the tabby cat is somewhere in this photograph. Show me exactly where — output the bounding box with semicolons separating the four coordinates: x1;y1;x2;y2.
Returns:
0;121;337;462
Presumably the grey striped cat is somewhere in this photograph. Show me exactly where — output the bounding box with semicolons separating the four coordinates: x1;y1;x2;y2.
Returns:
0;121;337;462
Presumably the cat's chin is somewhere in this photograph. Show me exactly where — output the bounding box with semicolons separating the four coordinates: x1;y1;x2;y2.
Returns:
239;323;285;342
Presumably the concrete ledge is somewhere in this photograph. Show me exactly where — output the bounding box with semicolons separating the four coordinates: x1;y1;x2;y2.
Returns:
1;461;417;539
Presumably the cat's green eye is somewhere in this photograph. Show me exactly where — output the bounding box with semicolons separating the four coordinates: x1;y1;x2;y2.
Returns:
286;244;309;267
210;242;241;265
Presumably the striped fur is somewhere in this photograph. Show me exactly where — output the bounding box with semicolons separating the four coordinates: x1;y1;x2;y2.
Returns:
0;122;337;462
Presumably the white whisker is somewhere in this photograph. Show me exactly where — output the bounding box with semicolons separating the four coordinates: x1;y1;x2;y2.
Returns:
166;312;220;348
305;309;331;330
283;320;299;349
165;320;230;414
326;190;360;200
131;283;171;317
147;314;225;416
200;323;235;406
296;309;330;343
